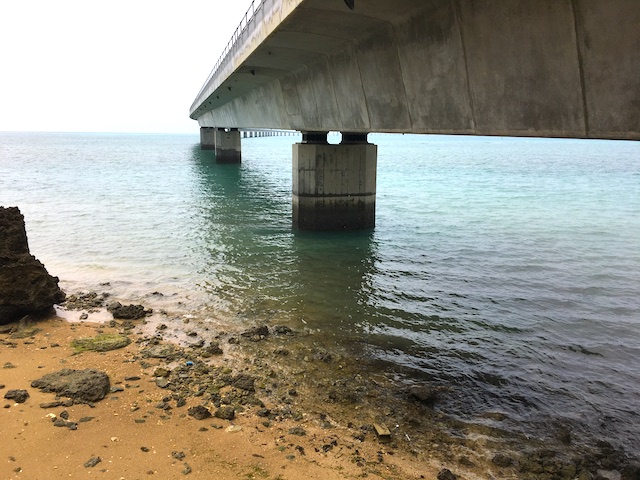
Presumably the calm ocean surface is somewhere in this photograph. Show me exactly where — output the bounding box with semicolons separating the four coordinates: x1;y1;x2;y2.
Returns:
1;131;639;450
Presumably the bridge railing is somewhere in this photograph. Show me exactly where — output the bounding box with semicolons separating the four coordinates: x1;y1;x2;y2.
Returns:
193;0;270;105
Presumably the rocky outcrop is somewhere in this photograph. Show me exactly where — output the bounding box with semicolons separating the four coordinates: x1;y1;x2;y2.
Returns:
0;207;65;324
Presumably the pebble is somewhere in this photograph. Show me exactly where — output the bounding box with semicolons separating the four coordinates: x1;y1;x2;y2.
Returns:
83;457;101;468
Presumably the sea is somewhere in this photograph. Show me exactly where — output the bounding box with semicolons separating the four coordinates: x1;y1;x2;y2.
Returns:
1;131;639;453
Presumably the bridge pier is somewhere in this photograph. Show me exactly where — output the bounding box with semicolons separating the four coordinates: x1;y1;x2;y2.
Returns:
214;128;241;163
200;127;216;151
292;132;377;230
200;127;242;163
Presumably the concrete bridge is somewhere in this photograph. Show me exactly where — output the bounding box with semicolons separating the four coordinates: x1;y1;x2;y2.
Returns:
190;0;639;230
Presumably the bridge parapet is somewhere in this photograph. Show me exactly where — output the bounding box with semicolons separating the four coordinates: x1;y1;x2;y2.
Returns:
191;0;304;118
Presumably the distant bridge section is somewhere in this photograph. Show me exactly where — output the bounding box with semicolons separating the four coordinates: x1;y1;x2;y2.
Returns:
190;0;640;140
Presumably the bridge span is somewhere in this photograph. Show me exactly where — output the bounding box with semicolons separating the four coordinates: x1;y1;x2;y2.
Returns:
190;0;639;229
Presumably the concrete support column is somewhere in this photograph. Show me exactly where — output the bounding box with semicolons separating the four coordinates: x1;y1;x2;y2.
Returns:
200;127;216;150
292;131;377;230
214;128;241;164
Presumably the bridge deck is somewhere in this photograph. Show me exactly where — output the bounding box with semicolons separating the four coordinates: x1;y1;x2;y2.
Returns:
190;0;640;140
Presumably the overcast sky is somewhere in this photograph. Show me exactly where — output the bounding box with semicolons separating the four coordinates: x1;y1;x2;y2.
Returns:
0;0;250;134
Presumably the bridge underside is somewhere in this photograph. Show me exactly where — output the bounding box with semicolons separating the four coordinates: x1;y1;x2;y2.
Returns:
191;0;640;141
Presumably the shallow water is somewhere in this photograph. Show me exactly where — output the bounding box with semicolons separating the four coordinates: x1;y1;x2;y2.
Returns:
1;131;639;451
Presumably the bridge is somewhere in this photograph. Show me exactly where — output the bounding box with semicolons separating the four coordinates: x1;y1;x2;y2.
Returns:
190;0;640;230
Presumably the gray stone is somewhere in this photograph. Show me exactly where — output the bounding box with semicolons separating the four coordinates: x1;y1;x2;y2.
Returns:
437;469;458;480
231;374;255;392
83;457;101;468
4;389;29;403
187;405;211;420
0;207;65;324
31;369;110;403
214;406;235;420
107;302;148;320
408;386;439;406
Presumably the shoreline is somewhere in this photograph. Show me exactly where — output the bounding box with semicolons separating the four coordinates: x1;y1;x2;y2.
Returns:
2;294;638;479
1;313;447;480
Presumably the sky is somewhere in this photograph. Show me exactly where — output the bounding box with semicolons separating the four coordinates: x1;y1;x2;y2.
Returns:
0;0;250;134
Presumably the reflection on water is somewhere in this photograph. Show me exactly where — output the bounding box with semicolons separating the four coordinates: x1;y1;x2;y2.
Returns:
190;145;380;334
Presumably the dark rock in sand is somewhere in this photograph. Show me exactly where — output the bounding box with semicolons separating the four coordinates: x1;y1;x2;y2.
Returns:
188;405;211;420
4;389;29;403
54;418;77;429
214;406;235;420
437;469;458;480
83;457;101;468
231;374;255;392
107;302;149;320
172;451;186;461
0;207;65;325
31;369;110;403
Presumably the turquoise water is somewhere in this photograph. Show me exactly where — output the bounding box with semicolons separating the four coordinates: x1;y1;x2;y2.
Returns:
1;131;639;450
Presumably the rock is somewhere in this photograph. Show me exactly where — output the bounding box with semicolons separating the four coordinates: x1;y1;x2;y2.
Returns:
156;378;170;389
154;367;171;378
437;469;458;480
83;457;101;468
63;292;109;311
187;405;211;420
557;425;572;445
0;207;65;325
71;334;131;352
31;369;110;403
200;343;223;358
241;325;269;341
171;451;186;461
231;374;255;392
273;325;294;335
214;406;235;420
621;463;640;480
142;344;176;359
107;302;149;320
54;419;77;429
492;453;514;468
4;389;29;403
408;386;439;406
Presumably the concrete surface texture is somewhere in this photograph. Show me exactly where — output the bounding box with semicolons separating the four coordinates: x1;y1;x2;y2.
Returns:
292;142;377;229
190;0;639;140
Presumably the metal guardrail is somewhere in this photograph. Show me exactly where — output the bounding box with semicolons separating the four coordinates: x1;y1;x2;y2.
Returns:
193;0;266;104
